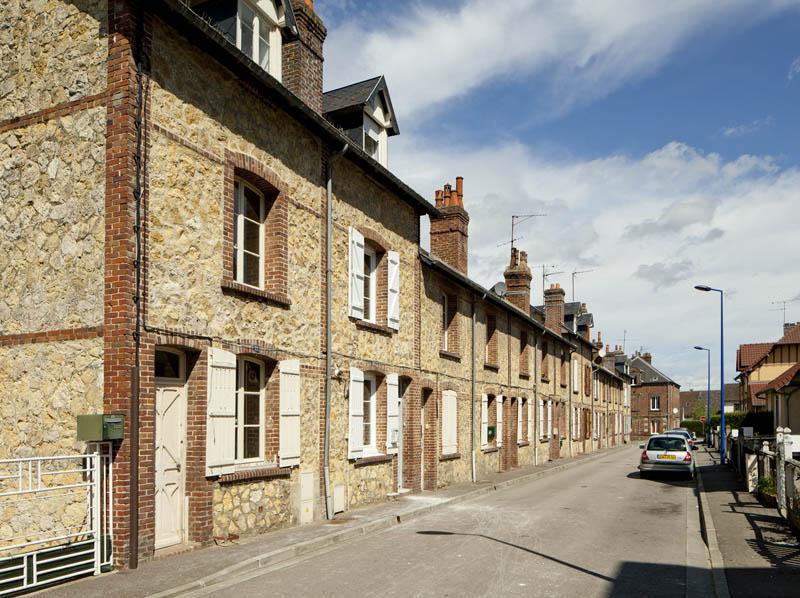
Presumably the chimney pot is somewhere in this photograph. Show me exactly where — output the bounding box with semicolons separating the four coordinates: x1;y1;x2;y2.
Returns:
455;176;463;200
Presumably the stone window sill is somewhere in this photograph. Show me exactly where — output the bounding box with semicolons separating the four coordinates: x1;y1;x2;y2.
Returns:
484;362;500;372
541;375;550;383
440;350;461;362
560;383;567;388
519;372;530;380
353;454;393;467
218;466;291;484
354;319;395;335
439;453;461;462
221;279;291;308
481;446;499;454
517;441;530;447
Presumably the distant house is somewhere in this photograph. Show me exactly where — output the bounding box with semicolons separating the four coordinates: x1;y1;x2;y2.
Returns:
679;384;739;419
628;352;681;437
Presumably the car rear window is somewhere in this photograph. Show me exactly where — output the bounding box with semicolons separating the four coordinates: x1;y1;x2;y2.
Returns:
647;438;686;451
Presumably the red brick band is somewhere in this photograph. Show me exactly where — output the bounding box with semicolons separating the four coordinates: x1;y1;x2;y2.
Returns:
0;91;108;134
0;326;104;347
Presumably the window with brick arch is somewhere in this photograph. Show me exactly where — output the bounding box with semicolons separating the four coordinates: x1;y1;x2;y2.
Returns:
560;349;568;388
541;341;550;381
485;313;498;365
519;330;529;376
223;152;289;304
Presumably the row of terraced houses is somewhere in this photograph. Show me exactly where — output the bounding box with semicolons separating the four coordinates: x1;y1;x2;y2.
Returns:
0;0;633;569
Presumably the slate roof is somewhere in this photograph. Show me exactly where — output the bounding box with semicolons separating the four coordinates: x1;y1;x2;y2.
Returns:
323;75;400;135
630;355;679;386
736;342;773;371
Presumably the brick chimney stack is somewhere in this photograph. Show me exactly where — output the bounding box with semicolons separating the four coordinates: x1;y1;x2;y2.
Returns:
430;176;469;274
503;248;532;312
282;0;327;114
642;352;652;364
544;283;565;332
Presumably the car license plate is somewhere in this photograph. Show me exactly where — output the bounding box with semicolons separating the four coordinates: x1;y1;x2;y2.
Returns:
658;454;676;460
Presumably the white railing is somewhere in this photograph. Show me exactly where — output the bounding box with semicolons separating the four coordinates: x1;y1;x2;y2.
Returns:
0;444;112;595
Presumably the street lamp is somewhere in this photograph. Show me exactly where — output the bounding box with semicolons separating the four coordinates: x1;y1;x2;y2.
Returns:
695;285;725;465
694;346;711;443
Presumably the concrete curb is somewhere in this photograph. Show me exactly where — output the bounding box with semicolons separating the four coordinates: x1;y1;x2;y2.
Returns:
696;460;731;598
149;446;628;598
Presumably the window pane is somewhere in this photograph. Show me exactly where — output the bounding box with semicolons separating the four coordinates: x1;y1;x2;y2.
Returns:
244;360;261;392
244;219;260;254
243;252;260;286
240;21;254;59
155;350;180;379
244;393;260;425
243;427;260;459
258;21;270;70
244;186;261;221
364;134;379;159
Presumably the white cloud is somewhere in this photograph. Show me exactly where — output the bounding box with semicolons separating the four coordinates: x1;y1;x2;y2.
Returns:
720;116;775;138
788;56;800;80
324;0;800;120
389;134;800;389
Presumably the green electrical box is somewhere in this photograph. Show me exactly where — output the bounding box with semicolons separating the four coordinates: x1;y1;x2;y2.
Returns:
77;414;125;441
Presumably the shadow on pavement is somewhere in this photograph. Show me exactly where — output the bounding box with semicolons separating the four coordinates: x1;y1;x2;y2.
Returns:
625;470;694;487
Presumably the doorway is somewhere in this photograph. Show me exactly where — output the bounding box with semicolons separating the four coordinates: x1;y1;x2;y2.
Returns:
154;348;187;550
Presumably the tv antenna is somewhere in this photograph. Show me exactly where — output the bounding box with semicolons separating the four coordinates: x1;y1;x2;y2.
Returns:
571;269;594;302
771;298;799;325
540;265;564;303
497;213;547;254
612;330;639;354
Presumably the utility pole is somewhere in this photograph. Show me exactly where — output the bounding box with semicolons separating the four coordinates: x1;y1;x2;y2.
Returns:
571;269;594;302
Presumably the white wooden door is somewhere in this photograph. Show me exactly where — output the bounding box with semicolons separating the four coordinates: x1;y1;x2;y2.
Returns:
155;383;186;549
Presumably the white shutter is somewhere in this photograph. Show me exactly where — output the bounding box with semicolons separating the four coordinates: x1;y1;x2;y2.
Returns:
348;367;364;459
547;400;553;437
528;399;533;443
387;250;400;330
279;359;301;467
496;396;504;448
442;390;457;455
386;373;400;454
206;348;237;476
348;227;365;319
572;359;579;392
517;399;523;442
538;399;544;440
481;394;489;448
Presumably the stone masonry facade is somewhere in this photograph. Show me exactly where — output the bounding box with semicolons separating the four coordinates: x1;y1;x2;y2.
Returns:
1;0;632;570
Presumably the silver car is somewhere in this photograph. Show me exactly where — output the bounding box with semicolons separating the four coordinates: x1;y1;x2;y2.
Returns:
639;434;695;479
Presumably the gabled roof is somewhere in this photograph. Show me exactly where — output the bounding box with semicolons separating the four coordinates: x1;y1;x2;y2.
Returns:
323;75;400;135
736;342;773;371
755;363;800;397
777;323;800;346
630;355;679;387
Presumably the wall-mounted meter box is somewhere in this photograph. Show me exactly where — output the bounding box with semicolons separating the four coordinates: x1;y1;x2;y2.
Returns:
77;414;125;441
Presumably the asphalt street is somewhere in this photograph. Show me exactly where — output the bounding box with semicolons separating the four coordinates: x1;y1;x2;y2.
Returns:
186;446;708;597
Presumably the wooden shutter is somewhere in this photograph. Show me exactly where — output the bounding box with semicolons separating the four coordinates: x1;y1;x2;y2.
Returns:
387;250;400;330
348;227;365;319
348;367;364;459
538;399;544;439
279;359;301;467
528;399;533;443
481;394;489;448
496;396;504;448
386;373;400;454
206;348;237;476
572;359;579;392
442;390;457;455
517;399;523;442
547;400;553;437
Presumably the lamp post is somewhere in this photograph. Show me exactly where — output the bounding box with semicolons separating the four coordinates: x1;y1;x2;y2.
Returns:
695;285;725;464
694;346;711;443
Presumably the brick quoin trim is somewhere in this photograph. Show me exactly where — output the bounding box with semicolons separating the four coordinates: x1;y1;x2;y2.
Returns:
0;326;103;347
222;150;290;304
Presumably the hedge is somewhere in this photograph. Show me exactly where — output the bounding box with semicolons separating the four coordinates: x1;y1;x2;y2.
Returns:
682;411;774;436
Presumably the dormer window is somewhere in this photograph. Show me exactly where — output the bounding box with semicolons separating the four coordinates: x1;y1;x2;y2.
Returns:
194;0;286;80
323;75;400;169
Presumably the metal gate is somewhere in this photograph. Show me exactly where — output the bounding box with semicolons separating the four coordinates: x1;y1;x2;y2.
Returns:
0;444;112;595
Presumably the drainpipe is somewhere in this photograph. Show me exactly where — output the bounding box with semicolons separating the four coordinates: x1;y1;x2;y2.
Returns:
470;294;484;483
533;333;539;466
324;143;348;519
129;1;147;570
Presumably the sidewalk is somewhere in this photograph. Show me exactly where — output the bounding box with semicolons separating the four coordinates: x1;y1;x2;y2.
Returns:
697;447;800;598
44;446;627;598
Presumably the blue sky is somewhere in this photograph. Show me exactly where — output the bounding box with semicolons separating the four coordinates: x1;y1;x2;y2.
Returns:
318;0;800;390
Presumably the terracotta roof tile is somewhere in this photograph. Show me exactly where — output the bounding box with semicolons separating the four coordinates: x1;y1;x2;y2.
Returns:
755;363;800;397
777;323;800;345
736;342;773;371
